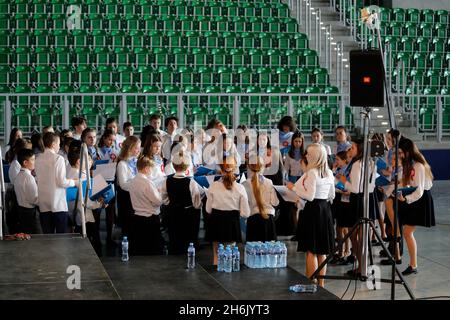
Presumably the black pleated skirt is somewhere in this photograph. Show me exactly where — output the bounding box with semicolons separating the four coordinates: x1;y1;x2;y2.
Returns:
347;192;380;227
296;199;335;255
130;214;163;255
399;190;435;227
334;194;353;228
206;209;242;243
116;186;134;237
167;205;201;254
246;214;277;242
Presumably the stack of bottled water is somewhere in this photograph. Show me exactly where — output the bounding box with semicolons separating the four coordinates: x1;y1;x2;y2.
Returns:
244;241;287;268
217;244;241;272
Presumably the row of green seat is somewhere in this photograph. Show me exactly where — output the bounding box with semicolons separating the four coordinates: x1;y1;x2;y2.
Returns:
4;0;283;14
392;69;450;92
1;13;299;33
391;52;450;71
371;35;450;54
377;21;450;39
2;83;337;94
375;7;449;24
0;30;309;50
1;46;320;68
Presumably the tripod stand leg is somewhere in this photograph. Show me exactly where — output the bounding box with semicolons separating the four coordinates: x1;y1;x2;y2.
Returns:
368;227;374;266
368;220;416;300
310;222;360;281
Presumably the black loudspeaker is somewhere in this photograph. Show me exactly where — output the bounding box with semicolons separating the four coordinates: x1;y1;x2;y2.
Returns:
350;50;384;107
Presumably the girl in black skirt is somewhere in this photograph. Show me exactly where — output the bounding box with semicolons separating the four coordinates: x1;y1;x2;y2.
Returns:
116;136;141;237
161;151;203;254
389;138;435;275
336;138;379;278
287;143;335;287
242;156;279;242
205;157;250;265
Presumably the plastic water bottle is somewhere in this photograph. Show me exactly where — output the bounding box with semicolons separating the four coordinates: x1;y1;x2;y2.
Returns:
254;244;261;268
217;244;225;272
232;246;240;272
289;284;318;293
224;247;232;273
268;243;276;268
121;236;129;262
187;243;195;269
260;244;267;268
281;243;287;267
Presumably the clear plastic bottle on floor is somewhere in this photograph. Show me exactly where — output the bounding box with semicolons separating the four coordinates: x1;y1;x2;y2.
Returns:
121;236;129;262
289;284;318;293
232;246;240;272
217;244;224;272
187;243;195;269
224;246;233;273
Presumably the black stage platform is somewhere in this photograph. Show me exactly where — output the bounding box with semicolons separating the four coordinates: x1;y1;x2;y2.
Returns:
0;235;338;300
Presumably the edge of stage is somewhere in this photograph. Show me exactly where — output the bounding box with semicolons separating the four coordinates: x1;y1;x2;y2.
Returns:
0;234;338;300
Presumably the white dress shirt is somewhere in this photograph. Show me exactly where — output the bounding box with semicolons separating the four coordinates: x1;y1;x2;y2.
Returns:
242;172;279;216
344;160;376;194
283;155;303;177
164;161;194;177
8;159;21;185
129;173;163;217
14;168;38;209
160;173;203;209
116;160;135;192
98;146;120;162
115;134;126;150
293;168;335;202
404;162;433;204
73;133;82;140
206;180;250;218
35;149;75;213
161;131;178;160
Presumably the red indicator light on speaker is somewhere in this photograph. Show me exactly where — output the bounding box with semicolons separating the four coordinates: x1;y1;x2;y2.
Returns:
363;77;371;84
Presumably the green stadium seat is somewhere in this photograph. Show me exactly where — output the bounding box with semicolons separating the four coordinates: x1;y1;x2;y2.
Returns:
192;48;207;67
274;67;290;88
245;85;262;107
158;66;174;87
405;22;418;37
186;31;200;48
230;48;244;67
413;52;428;70
0;30;10;48
249;17;263;33
436;10;449;24
15;29;30;47
57;85;75;93
198;66;213;87
429;52;444;70
314;68;329;87
35;47;51;65
379;7;391;22
304;49;318;68
410;69;425;88
32;13;48;30
154;47;169;66
218;66;233;87
178;66;194;87
33;30;50;48
117;66;134;86
416;37;430;53
434;23;448;39
240;32;254;50
426;69;440;88
51;13;66;30
407;8;421;23
14;0;29;14
422;9;435;23
173;48;188;67
249;48;263;67
56;65;74;86
79;85;97;93
77;65;94;86
444;70;450;87
0;65;10;86
15;66;31;86
432;38;445;53
389;22;403;37
55;47;71;65
53;29;69;47
35;66;52;86
420;22;434;38
75;47;93;66
211;48;226;66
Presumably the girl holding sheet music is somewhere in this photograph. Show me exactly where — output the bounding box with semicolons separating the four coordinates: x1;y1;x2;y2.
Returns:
205;157;250;266
116;136;141;237
386;138;435;276
336;138;379;279
242;156;279;242
287;143;335;287
81;128;100;161
98;129;120;162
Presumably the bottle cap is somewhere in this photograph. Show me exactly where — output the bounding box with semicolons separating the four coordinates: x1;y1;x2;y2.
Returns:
123;236;127;240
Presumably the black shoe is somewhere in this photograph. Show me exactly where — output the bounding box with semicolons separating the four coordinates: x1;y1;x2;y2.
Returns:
346;255;355;264
338;257;351;265
402;266;418;276
371;240;382;246
380;258;402;265
379;249;388;257
329;255;341;265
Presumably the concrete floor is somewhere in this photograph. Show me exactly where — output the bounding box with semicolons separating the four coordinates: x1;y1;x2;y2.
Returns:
94;181;450;300
285;181;450;300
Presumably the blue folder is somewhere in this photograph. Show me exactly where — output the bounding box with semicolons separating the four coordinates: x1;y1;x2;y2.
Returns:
280;147;290;156
194;166;216;176
89;183;115;204
375;175;391;187
66;180;88;202
194;176;210;188
398;186;417;196
93;159;109;170
335;181;346;191
376;158;388;171
2;164;10;183
288;175;300;183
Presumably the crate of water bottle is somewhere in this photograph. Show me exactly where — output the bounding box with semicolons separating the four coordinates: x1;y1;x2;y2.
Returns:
217;244;240;273
244;241;287;269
